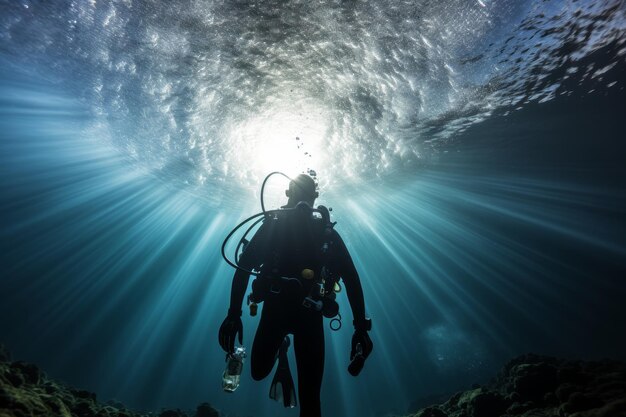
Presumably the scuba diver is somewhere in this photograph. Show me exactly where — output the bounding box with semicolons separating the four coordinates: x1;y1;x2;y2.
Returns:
218;173;373;417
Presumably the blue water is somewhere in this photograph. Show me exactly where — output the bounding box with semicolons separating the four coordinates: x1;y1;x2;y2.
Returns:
1;1;625;416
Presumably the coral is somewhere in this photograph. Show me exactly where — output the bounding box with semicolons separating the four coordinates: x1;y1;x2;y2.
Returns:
407;354;626;417
2;342;624;417
0;344;221;417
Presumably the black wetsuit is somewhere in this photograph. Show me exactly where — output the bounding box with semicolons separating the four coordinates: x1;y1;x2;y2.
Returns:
229;209;366;417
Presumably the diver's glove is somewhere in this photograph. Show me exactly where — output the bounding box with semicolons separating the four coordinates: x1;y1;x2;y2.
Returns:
218;308;243;353
348;318;372;376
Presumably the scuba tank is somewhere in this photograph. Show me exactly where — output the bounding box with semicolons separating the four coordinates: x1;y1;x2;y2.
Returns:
251;203;343;330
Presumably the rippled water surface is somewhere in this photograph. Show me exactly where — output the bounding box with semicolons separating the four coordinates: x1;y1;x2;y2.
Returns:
2;0;624;193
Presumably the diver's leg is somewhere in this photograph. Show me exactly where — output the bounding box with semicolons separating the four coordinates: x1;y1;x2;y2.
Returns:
250;301;286;380
293;312;324;417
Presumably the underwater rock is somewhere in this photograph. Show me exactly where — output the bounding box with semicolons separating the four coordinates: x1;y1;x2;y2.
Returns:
512;362;558;401
467;391;509;417
408;392;456;414
195;402;219;417
406;354;626;417
0;345;221;417
159;409;188;417
414;406;448;417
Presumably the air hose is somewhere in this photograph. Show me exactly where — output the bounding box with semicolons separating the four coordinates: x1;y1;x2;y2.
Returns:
221;171;310;275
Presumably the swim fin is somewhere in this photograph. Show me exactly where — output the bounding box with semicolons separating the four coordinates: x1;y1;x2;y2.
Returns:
269;336;297;408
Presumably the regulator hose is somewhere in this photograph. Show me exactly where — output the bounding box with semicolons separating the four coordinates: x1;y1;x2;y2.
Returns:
221;171;324;275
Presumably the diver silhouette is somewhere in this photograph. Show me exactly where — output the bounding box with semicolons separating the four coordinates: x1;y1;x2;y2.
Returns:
218;173;372;417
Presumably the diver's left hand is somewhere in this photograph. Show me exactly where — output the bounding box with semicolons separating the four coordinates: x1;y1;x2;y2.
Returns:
350;329;373;361
348;329;373;376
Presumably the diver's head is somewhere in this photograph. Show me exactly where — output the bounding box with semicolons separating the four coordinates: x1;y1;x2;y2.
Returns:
285;174;319;208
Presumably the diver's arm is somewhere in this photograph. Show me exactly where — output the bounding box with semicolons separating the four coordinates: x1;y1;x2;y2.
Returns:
342;261;368;326
228;269;250;316
343;265;366;327
227;221;270;314
219;270;248;353
334;232;368;326
219;222;268;353
334;231;373;373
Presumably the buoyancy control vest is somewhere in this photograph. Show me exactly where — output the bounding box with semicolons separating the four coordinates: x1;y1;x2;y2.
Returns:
247;203;342;327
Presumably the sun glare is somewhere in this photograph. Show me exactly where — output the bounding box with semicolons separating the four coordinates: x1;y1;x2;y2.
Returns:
225;99;330;190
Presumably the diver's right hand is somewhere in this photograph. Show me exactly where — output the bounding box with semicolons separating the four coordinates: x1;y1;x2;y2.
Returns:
218;310;243;353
